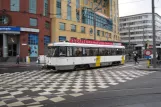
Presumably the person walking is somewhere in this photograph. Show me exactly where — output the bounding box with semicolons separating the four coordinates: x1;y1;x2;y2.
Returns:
134;54;139;65
157;55;160;64
16;54;20;64
37;55;40;64
128;53;131;60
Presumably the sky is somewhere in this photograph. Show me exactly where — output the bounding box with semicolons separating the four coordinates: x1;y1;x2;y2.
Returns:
119;0;161;17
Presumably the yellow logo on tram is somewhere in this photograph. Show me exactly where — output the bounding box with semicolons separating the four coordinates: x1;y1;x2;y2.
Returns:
96;56;101;67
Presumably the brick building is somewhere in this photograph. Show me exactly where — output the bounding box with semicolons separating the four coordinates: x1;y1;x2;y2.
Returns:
0;0;50;61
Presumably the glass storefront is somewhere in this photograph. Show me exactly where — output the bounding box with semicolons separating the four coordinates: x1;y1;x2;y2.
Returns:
0;34;19;57
82;7;113;31
7;35;19;57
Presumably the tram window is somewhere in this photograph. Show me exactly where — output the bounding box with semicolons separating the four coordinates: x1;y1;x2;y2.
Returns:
111;49;116;55
67;47;72;57
73;47;82;56
47;47;58;57
116;49;119;55
59;46;66;57
92;48;99;56
89;48;94;56
82;48;86;56
104;48;110;55
83;48;90;56
99;48;105;56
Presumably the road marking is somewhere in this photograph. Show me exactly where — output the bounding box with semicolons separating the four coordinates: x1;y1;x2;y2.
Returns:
50;97;65;103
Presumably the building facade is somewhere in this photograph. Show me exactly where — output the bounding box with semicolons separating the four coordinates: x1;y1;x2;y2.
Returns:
120;13;161;57
50;0;120;42
0;0;50;61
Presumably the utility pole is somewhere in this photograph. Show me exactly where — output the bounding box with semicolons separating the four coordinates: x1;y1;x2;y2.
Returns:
94;13;96;40
152;0;157;68
143;27;145;58
128;24;131;53
93;0;103;40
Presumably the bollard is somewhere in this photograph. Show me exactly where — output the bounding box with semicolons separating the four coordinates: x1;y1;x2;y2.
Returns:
28;57;30;64
147;59;150;68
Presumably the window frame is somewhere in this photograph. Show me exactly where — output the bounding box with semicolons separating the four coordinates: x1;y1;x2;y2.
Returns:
71;24;76;32
30;18;38;27
29;0;37;14
10;0;20;11
81;26;85;33
59;22;65;30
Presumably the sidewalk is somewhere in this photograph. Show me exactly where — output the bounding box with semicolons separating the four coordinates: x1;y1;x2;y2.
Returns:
0;62;38;67
126;58;146;62
135;64;161;71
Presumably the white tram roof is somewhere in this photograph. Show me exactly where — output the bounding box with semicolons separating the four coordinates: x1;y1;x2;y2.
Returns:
48;42;125;49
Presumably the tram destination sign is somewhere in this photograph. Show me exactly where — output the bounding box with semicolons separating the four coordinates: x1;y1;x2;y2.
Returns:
69;38;122;46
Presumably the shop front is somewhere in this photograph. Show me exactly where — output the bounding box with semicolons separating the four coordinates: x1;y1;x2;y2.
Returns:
0;26;40;61
0;26;20;58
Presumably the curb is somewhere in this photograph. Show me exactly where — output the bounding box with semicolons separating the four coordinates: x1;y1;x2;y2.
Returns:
135;67;161;71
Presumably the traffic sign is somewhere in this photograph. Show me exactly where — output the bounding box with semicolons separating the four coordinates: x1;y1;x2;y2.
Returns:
144;50;152;56
145;55;151;59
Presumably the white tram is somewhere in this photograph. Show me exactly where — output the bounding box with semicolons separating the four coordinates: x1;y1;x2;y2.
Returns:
45;42;125;70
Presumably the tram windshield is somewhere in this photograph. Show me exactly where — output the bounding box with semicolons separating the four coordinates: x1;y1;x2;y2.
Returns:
47;47;58;57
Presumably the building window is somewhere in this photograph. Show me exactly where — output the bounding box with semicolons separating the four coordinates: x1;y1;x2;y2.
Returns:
10;0;19;11
30;18;37;26
104;10;106;14
76;0;80;9
28;34;38;45
0;15;9;25
71;24;76;32
28;34;38;57
29;0;37;14
82;8;113;31
102;31;104;37
59;22;65;30
59;36;66;42
90;2;93;8
97;30;100;36
81;26;85;33
84;0;88;4
44;36;50;45
56;0;61;18
43;0;48;16
45;21;50;29
89;28;93;36
67;0;71;20
94;0;97;3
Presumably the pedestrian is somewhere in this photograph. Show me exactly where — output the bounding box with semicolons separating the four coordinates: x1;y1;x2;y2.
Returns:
37;56;40;64
16;54;20;64
134;54;139;65
157;55;160;64
128;53;131;60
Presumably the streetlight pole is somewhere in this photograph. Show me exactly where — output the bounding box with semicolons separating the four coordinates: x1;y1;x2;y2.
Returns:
152;0;157;68
94;13;96;40
128;24;131;53
143;27;145;58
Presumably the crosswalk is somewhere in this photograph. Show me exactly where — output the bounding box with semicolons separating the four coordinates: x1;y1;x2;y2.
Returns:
0;65;155;107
